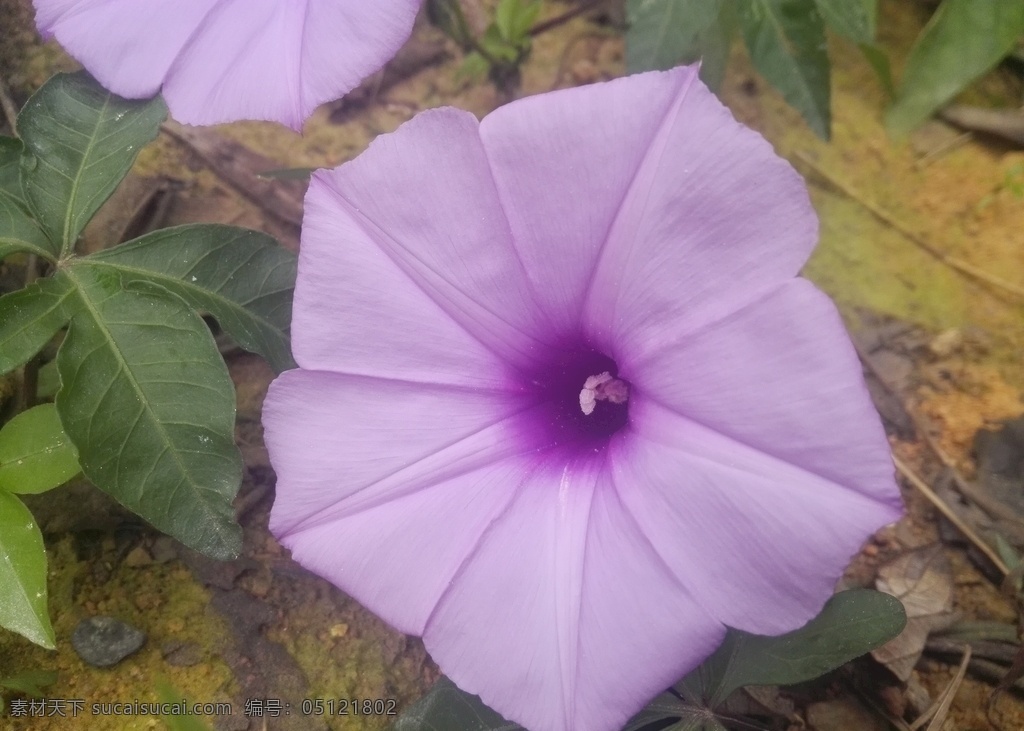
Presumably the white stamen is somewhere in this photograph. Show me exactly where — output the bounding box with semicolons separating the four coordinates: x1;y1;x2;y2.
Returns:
579;371;628;415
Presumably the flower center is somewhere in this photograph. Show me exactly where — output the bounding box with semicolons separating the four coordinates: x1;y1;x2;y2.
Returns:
523;344;631;448
579;372;630;415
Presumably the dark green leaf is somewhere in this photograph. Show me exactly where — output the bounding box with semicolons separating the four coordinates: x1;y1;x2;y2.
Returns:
739;0;831;139
622;693;726;731
393;678;525;731
0;491;54;648
0;276;76;375
17;72;167;255
886;0;1024;136
56;266;242;559
695;3;738;92
682;589;906;707
0;669;58;696
0;403;80;495
626;0;731;87
81;224;296;372
35;360;59;400
812;0;875;43
0;136;22;200
0;190;55;260
623;692;684;731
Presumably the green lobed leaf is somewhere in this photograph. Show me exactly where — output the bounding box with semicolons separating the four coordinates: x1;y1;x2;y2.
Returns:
0;136;23;200
81;224;296;372
626;0;733;90
0;491;54;648
0;276;76;376
812;0;875;43
886;0;1024;137
739;0;831;139
55;266;242;559
17;72;167;255
0;189;55;260
681;589;906;707
0;404;80;495
393;677;525;731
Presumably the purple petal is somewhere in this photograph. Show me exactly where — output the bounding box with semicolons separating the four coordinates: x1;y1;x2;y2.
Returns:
264;369;548;633
294;108;555;374
579;71;816;358
34;0;215;98
478;69;697;337
425;456;725;731
266;370;727;731
614;397;900;636
626;279;899;508
34;0;420;128
608;280;901;635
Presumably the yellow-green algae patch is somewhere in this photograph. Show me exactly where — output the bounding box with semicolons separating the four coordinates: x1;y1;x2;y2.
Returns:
1;537;236;730
266;576;436;731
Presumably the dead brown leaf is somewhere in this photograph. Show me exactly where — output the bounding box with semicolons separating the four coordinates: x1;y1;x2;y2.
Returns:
874;545;958;681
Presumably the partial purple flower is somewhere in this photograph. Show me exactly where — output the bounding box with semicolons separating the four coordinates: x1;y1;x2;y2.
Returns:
33;0;422;129
263;67;903;731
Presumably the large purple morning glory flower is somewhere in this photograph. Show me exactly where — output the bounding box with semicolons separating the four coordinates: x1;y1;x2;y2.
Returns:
32;0;421;128
263;66;903;731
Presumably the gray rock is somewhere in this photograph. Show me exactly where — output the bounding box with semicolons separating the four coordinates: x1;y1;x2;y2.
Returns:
72;617;146;668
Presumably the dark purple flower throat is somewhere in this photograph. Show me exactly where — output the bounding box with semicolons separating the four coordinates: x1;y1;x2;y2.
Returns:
523;342;631;449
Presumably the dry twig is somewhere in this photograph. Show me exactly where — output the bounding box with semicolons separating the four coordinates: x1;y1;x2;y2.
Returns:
916;645;971;731
0;73;18;132
893;455;1009;576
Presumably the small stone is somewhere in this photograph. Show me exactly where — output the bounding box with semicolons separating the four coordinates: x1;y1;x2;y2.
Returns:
124;546;153;567
133;592;162;612
329;623;349;638
72;616;146;668
150;536;179;564
929;329;962;358
246;572;272;599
